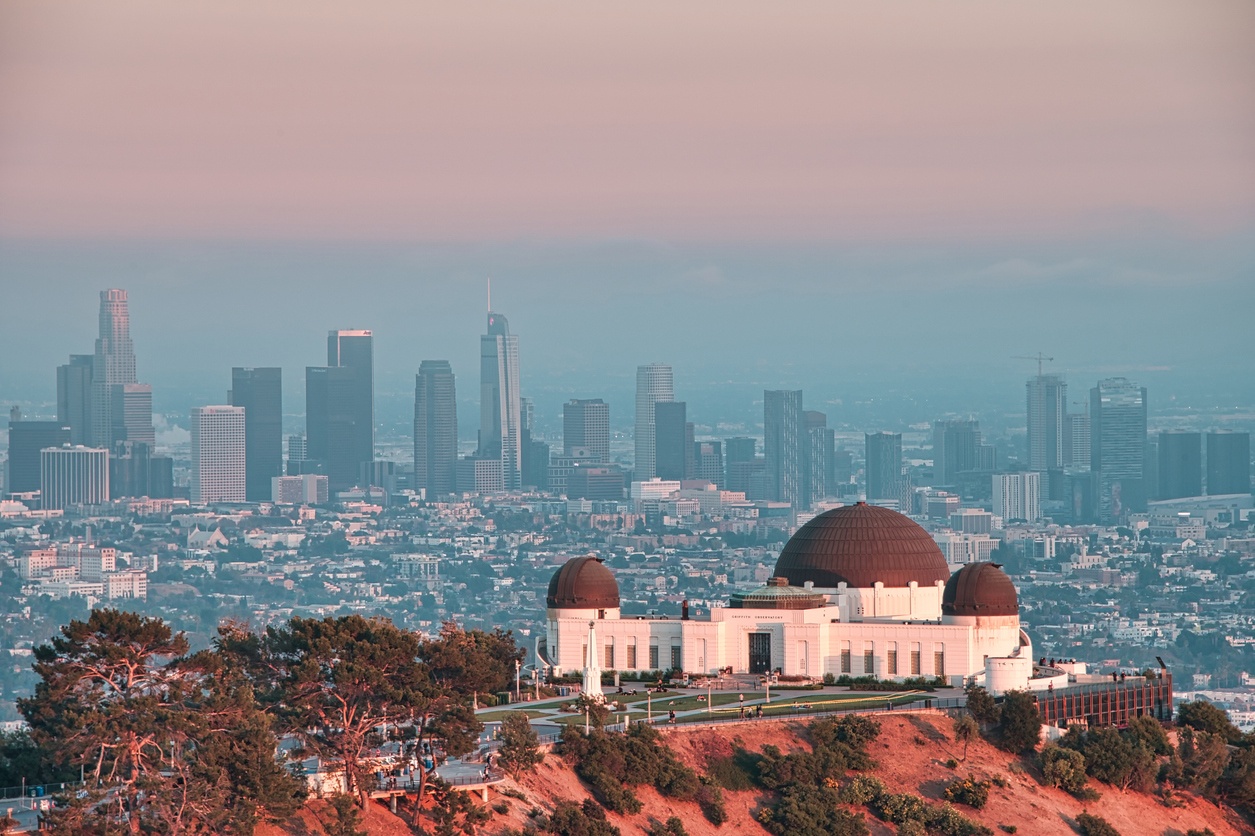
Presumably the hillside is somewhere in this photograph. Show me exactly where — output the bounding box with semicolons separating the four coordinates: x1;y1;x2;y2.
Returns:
272;712;1254;836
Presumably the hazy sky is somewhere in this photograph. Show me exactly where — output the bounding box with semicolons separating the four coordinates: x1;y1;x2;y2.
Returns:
1;2;1253;428
2;0;1252;241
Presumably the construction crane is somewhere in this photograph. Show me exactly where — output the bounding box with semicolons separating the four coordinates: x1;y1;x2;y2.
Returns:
1014;353;1054;377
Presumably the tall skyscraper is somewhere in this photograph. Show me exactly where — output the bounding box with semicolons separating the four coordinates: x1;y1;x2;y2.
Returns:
479;312;522;489
654;401;692;481
563;399;610;463
56;354;94;445
40;446;109;510
1207;430;1251;496
89;289;154;450
724;436;758;494
229;367;283;502
7;421;70;494
191;406;246;503
414;360;459;496
287;434;308;475
693;441;724;487
933;419;983;485
764;390;803;508
1064;411;1091;471
307;330;373;492
865;432;902;501
1026;374;1067;471
804;410;833;507
1090;377;1148;521
1157;431;1202;500
634;363;674;480
109;441;174;500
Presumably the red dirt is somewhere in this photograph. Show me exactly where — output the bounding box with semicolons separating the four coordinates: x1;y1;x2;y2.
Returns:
275;713;1255;835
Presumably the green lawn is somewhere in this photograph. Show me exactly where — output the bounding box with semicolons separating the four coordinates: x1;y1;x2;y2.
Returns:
475;708;552;722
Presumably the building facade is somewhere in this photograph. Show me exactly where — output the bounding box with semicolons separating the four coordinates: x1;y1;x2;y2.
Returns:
563;399;610;464
479;313;522;489
865;432;902;501
1207;430;1251;496
40;445;109;510
1027;374;1067;472
1158;431;1202;500
414;360;459;496
634;364;674;481
1090;378;1148;521
229;367;283;501
764;390;803;509
191;406;246;503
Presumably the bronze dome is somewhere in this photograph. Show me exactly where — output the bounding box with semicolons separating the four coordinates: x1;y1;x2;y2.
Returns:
942;562;1018;617
546;556;620;609
773;503;950;589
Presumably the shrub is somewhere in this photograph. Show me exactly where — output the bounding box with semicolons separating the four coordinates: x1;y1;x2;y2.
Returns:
493;802;510;814
943;777;991;809
548;800;621;836
1075;811;1120;836
836;775;886;806
1000;827;1018;834
1185;830;1216;836
705;753;754;791
923;802;994;836
696;779;727;825
646;817;689;836
872;792;928;825
945;758;959;769
760;784;869;836
1042;745;1088;794
965;685;1001;727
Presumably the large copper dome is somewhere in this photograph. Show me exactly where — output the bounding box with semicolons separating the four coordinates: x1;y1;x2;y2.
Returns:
942;562;1018;617
773;503;950;588
546;556;620;609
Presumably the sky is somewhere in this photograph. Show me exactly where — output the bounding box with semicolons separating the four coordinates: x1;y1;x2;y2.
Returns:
1;1;1253;429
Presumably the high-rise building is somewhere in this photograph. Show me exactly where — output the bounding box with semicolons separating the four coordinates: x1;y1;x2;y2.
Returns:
6;421;71;494
41;446;109;510
89;290;154;450
307;330;373;492
191;406;246;503
724;436;759;494
655;401;692;481
272;474;330;505
803;410;833;507
1090;378;1148;521
413;360;459;496
992;472;1041;522
865;432;902;501
693;441;724;488
109;441;173;499
563;399;610;463
634;364;674;480
479;312;522;489
56;354;94;444
1064;411;1091;471
1207;431;1251;496
933;419;983;485
229;367;283;501
764;390;803;508
1157;431;1202;500
1027;374;1067;471
287;434;308;475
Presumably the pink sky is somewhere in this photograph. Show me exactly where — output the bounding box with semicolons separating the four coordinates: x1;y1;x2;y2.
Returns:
1;0;1252;241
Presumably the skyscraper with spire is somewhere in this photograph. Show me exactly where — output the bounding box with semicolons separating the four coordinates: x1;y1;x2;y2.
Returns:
89;289;154;450
479;305;522;490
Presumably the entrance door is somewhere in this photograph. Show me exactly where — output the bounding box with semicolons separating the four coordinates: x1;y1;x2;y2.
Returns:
748;633;772;674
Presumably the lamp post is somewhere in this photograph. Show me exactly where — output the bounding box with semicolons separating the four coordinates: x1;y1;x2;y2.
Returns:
647;690;652;725
707;681;712;717
515;659;521;703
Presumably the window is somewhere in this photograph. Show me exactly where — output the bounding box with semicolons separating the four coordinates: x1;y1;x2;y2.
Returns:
604;642;614;669
670;645;682;671
649;645;659;670
840;640;851;673
627;641;637;670
863;642;875;676
887;643;898;676
798;641;809;676
934;644;945;678
910;643;921;676
582;644;588;667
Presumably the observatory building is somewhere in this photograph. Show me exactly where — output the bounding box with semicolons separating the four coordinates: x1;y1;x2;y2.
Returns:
539;503;1037;694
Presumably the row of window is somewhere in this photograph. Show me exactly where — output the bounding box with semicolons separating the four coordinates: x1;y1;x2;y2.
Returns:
837;641;945;677
584;641;682;671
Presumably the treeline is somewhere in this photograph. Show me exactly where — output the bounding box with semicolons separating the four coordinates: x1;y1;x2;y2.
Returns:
1;609;524;836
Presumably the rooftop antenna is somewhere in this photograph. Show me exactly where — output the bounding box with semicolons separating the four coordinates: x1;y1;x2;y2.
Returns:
1014;352;1054;377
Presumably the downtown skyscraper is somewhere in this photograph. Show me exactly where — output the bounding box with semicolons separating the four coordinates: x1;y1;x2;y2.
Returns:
229;367;283;501
88;289;154;450
865;431;903;502
764;389;803;508
1090;377;1148;521
479;311;522;489
1026;373;1067;471
191;406;246;503
307;330;374;492
414;360;458;496
634;363;674;480
563;399;610;463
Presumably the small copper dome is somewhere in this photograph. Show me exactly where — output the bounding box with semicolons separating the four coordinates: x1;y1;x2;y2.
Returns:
546;556;620;609
942;562;1018;617
773;503;950;588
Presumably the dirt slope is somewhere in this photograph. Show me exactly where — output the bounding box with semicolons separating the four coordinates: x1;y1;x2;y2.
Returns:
273;713;1255;836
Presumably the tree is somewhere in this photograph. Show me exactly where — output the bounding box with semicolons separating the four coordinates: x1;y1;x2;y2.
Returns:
964;684;1000;728
1042;745;1088;794
996;690;1041;754
325;794;365;836
420;621;526;704
1177;700;1241;744
257;615;429;808
952;715;978;762
20;609;300;836
497;712;543;777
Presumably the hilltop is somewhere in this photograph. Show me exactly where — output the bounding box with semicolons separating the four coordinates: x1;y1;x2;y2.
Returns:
264;712;1252;836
